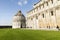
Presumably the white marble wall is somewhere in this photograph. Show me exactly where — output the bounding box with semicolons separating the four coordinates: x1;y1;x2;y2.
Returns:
26;0;60;30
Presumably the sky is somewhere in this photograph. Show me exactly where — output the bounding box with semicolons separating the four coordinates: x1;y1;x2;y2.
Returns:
0;0;40;25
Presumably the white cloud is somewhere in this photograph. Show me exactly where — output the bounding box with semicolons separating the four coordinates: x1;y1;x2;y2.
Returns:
24;0;28;4
18;0;28;6
18;1;22;6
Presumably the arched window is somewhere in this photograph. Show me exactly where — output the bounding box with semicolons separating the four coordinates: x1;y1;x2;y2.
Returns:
42;14;44;18
46;2;48;6
51;11;54;16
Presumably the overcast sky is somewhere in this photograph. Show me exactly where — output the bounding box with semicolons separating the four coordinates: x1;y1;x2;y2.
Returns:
0;0;40;25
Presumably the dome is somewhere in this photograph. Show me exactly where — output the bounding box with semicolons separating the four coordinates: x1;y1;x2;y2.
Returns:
15;10;22;16
12;10;26;28
13;10;25;22
13;16;21;22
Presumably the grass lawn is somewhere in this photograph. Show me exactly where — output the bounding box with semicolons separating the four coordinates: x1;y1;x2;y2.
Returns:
0;29;60;40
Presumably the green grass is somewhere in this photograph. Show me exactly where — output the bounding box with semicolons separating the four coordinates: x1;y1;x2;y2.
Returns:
0;29;60;40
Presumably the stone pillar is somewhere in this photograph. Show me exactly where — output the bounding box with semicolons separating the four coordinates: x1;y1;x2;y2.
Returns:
56;6;60;28
53;8;57;29
45;10;50;29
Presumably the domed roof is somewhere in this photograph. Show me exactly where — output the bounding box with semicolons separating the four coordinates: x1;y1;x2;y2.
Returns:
13;10;25;22
15;10;22;16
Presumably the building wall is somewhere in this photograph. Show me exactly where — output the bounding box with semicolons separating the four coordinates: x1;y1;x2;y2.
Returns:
12;16;21;28
56;6;60;27
26;0;60;30
12;14;26;28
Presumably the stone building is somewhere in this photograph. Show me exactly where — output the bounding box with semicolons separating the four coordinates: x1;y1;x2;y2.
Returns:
26;0;60;30
12;11;26;28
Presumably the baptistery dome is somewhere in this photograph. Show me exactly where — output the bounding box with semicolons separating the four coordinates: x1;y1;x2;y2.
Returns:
12;10;26;28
